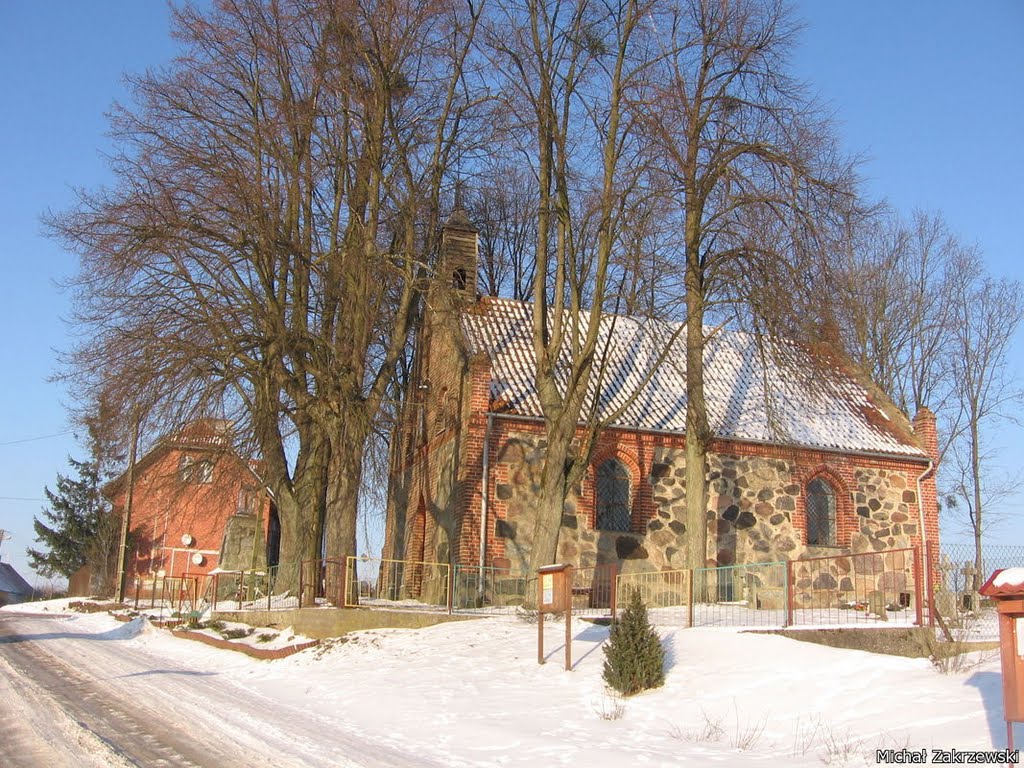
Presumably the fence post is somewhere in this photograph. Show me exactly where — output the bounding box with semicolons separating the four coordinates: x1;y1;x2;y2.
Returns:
609;563;618;619
785;560;795;628
447;564;454;616
913;546;924;627
342;557;350;608
339;561;348;610
687;569;694;629
926;540;936;629
299;561;305;609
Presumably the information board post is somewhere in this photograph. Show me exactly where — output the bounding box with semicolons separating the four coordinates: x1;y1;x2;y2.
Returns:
979;568;1024;752
536;564;574;671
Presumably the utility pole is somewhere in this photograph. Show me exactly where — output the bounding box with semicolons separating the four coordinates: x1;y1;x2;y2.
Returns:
114;412;141;602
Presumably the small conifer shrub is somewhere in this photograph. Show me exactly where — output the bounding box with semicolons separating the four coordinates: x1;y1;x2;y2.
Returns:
602;588;665;696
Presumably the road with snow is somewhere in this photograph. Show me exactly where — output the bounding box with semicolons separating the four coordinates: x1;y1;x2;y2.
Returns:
0;611;434;767
0;599;1013;767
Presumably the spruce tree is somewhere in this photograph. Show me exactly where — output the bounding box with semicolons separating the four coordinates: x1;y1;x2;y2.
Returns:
28;455;119;592
602;588;665;696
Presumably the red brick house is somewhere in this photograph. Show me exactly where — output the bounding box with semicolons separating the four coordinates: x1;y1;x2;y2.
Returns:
383;213;940;593
105;420;277;584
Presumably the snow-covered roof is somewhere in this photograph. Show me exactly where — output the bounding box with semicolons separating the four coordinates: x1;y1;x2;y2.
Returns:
0;563;33;596
461;297;926;459
982;568;1024;597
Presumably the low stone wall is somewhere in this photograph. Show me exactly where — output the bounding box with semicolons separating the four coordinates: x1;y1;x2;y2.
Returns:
211;607;477;639
170;629;318;659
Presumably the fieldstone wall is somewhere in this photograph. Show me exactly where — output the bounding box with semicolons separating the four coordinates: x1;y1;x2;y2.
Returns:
851;468;918;554
490;433;922;597
706;453;801;567
491;431;546;572
645;448;688;570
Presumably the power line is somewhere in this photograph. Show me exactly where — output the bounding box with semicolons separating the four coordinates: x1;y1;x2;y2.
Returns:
0;430;73;447
0;496;44;502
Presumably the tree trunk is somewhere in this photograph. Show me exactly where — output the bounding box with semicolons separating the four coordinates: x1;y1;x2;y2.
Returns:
684;325;710;573
971;416;984;593
528;424;575;573
323;437;363;604
683;222;711;572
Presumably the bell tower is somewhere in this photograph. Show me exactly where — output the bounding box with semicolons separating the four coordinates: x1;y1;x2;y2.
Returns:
440;207;479;302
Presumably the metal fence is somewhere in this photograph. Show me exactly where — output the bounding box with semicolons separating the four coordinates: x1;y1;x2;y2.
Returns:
138;542;1017;638
933;542;1024;602
616;548;923;629
131;574;203;617
344;556;452;611
448;563;618;618
787;547;922;628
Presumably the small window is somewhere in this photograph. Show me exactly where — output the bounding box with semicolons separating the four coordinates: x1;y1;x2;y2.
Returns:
596;458;632;532
180;456;213;484
806;477;836;546
452;267;468;291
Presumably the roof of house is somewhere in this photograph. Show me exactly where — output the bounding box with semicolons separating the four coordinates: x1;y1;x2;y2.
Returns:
461;297;927;459
0;563;33;596
103;419;264;498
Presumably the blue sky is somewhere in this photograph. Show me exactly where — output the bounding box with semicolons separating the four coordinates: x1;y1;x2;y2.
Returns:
1;1;1021;586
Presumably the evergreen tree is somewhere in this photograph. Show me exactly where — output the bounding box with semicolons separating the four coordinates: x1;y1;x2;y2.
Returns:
28;455;119;593
602;589;665;696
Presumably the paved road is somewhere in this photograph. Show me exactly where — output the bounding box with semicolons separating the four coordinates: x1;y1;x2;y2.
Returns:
0;611;433;767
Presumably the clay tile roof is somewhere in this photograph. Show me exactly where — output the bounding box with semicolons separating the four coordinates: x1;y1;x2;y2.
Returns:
461;297;926;459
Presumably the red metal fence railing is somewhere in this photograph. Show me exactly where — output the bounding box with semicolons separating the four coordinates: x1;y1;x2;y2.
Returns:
785;547;922;628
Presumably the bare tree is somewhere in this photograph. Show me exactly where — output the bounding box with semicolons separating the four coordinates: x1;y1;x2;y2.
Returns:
50;0;484;591
468;164;540;299
483;0;673;570
642;0;855;570
945;265;1023;590
827;209;965;417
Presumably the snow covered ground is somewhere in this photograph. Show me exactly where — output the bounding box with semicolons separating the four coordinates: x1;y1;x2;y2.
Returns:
0;598;1016;766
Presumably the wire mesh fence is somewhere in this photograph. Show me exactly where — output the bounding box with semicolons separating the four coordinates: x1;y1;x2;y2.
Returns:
927;542;1024;642
934;542;1024;599
615;567;690;625
615;549;923;629
452;564;532;615
616;562;789;628
449;564;618;619
170;541;1018;639
694;562;789;628
344;556;452;612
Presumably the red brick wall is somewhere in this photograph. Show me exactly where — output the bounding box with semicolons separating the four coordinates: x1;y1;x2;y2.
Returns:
110;447;271;580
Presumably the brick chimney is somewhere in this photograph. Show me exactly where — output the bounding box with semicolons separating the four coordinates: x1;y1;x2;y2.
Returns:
913;407;939;465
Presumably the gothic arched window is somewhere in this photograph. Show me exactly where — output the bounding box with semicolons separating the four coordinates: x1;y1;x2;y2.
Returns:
806;477;837;546
596;458;632;532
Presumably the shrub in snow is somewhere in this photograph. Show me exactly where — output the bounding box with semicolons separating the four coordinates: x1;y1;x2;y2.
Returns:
602;588;664;696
